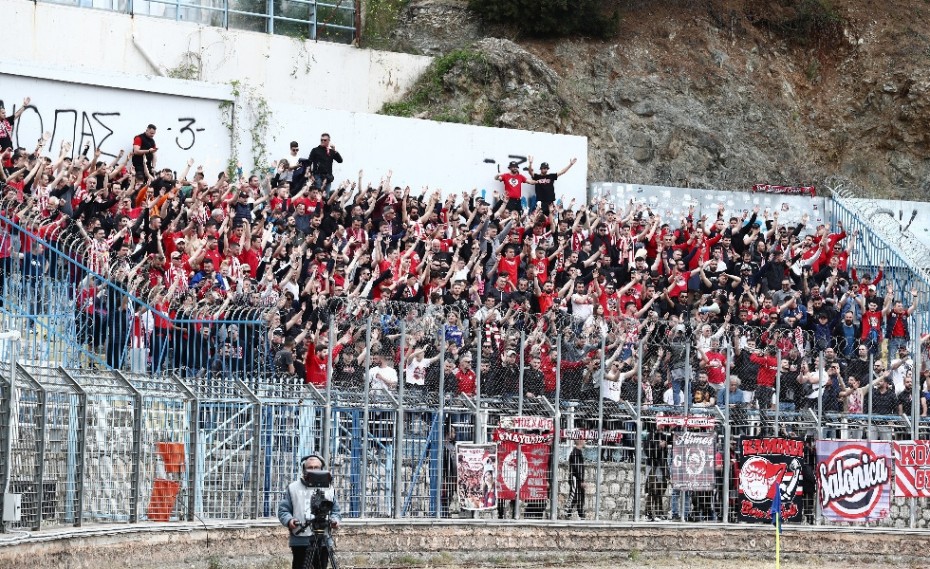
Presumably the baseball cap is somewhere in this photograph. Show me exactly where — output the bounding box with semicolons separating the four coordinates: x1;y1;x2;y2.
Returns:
740;263;752;271
508;161;519;168
540;162;549;169
634;248;647;259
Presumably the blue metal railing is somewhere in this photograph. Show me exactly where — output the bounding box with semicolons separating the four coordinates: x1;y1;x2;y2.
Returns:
0;211;271;378
38;0;358;44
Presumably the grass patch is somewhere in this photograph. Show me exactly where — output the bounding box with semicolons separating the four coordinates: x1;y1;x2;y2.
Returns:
380;49;491;122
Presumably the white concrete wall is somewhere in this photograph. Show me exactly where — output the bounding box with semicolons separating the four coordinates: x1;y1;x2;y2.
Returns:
2;0;431;114
270;103;590;204
2;64;590;204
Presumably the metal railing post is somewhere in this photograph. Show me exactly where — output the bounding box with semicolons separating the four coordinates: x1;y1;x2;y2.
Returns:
322;319;335;464
393;321;405;519
775;351;782;436
435;325;446;520
266;0;274;33
632;340;644;522
113;371;143;523
361;317;372;519
594;336;605;520
32;376;47;531
867;354;874;440
0;333;20;532
911;335;922;528
57;368;87;527
549;335;562;521
722;344;732;524
518;330;525;415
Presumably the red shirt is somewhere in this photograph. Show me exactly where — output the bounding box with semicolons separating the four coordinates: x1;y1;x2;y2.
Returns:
305;343;344;387
455;368;476;396
499;173;527;200
705;351;727;386
497;256;519;287
750;354;778;388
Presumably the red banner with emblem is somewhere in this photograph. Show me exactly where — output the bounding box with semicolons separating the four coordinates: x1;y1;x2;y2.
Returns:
496;438;550;501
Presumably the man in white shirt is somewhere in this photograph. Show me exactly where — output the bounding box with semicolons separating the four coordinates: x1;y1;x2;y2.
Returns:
369;350;399;393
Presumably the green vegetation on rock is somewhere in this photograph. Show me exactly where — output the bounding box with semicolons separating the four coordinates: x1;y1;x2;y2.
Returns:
380;49;491;119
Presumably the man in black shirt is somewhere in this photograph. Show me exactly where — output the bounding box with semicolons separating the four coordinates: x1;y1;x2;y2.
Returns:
132;124;158;177
306;132;343;195
0;97;31;151
528;156;577;215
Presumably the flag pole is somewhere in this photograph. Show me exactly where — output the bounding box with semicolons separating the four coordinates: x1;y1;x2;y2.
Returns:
775;514;781;569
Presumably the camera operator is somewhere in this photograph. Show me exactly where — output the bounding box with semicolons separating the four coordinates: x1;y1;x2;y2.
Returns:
278;454;342;569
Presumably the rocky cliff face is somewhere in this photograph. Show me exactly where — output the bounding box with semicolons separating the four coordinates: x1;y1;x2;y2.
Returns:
380;0;930;200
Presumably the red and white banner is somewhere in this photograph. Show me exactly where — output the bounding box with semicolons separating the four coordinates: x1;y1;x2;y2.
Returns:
752;184;817;197
817;440;891;522
496;439;550;501
499;416;554;431
893;440;930;498
560;429;624;443
655;414;716;429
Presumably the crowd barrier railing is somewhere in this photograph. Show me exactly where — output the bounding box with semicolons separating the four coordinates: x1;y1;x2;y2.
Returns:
2;317;930;531
0;211;273;379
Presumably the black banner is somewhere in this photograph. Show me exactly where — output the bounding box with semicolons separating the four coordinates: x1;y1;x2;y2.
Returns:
737;436;805;524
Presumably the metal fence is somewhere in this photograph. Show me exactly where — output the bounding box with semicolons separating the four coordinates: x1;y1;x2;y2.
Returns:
2;316;930;532
37;0;358;44
0;211;272;379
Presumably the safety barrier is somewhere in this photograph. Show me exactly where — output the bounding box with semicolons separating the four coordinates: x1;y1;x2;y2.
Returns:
2;317;930;532
0;211;273;378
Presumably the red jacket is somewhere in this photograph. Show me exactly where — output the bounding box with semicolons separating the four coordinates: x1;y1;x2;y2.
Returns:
750;353;778;388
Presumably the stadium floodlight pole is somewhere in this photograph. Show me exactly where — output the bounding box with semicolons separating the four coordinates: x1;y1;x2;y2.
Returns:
722;343;732;525
594;334;605;521
775;351;782;436
361;317;371;519
632;339;644;522
549;335;562;521
394;320;406;519
436;325;446;520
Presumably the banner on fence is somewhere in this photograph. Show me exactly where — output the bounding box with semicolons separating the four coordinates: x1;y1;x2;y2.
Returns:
752;184;817;197
817;440;891;522
560;429;624;443
655;414;716;429
737;436;804;524
671;432;716;490
893;440;930;498
496;439;550;501
456;443;498;510
499;416;554;431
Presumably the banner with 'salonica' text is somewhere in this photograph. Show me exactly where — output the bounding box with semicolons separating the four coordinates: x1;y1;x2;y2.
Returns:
817;440;891;522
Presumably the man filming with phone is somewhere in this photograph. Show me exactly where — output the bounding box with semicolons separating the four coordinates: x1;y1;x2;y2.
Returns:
278;454;342;569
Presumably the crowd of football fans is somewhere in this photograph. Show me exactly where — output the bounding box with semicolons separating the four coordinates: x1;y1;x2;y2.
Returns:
0;103;928;417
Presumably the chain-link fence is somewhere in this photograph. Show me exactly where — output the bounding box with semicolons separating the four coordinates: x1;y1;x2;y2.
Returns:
2;313;930;532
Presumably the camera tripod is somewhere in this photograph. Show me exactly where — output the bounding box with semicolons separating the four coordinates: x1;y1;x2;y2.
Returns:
294;520;339;569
